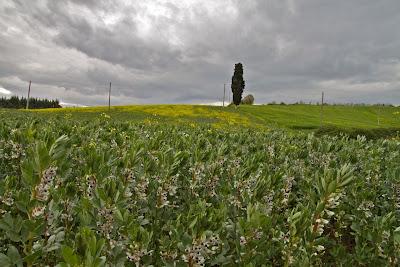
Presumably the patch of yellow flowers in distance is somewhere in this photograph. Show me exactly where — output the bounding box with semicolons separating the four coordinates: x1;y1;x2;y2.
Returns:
30;104;266;129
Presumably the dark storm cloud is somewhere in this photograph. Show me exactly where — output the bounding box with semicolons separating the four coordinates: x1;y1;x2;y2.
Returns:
0;0;399;105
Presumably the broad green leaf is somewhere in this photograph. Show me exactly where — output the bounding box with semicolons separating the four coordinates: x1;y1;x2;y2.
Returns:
7;246;22;267
61;246;79;266
0;253;11;267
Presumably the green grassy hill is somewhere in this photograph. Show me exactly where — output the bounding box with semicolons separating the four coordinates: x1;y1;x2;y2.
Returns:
239;104;400;129
2;104;400;138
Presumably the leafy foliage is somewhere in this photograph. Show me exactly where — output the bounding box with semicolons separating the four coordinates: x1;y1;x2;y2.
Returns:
315;125;400;140
0;114;399;266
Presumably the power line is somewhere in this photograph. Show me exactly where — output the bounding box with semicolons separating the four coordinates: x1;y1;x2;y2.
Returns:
26;80;31;109
320;91;324;127
223;83;226;107
108;82;111;111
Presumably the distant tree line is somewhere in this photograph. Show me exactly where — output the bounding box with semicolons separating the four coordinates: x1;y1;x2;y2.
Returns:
0;96;61;109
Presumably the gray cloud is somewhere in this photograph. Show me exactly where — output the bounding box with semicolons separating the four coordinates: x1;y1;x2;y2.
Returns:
0;0;399;105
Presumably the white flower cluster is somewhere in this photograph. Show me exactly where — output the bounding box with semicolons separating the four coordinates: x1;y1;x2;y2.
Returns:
253;229;263;240
126;243;153;265
86;175;96;199
312;244;326;257
60;199;74;222
226;194;241;209
279;231;294;265
35;167;57;201
263;191;275;215
134;176;149;201
160;250;178;262
265;144;275;157
217;158;226;167
313;218;329;236
357;201;375;218
377;230;391;258
280;226;307;265
124;168;135;183
232;158;242;168
236;230;262;247
311;190;345;238
230;179;252;209
394;183;400;210
309;152;332;167
157;186;169;208
321;193;343;219
165;175;178;196
123;169;135;198
240;236;247;246
281;176;294;206
182;235;220;267
190;164;206;181
189;164;206;197
0;140;24;160
206;175;219;197
155;176;178;208
326;192;344;210
110;139;118;149
97;207;114;239
244;170;263;199
0;191;14;206
10;141;24;159
31;205;45;218
291;159;306;179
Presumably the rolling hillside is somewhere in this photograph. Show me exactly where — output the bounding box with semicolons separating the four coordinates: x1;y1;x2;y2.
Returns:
2;104;400;138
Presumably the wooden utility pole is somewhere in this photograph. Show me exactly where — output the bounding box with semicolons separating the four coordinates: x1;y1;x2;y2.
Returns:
320;91;324;127
223;83;226;107
377;106;381;126
26;80;31;109
108;82;111;111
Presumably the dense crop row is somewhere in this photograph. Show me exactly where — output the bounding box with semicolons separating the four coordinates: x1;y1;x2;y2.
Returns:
0;114;399;266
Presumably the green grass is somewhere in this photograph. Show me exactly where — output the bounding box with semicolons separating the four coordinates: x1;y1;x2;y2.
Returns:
238;104;400;129
2;104;400;138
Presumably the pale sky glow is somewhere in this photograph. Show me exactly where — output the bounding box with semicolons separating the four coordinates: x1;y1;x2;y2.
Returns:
0;0;399;106
0;87;12;95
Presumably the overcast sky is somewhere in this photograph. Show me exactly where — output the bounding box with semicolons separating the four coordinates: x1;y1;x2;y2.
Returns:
1;0;399;106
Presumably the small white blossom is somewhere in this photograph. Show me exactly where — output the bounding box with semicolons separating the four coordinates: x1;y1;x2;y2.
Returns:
31;205;45;218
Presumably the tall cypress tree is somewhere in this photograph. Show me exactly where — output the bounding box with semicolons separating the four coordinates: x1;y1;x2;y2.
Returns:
231;63;245;105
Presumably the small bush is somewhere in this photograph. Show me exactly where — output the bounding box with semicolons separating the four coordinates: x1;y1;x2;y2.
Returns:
241;94;254;105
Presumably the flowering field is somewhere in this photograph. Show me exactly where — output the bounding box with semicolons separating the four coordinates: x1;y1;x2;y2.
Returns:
0;112;400;266
29;104;400;131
